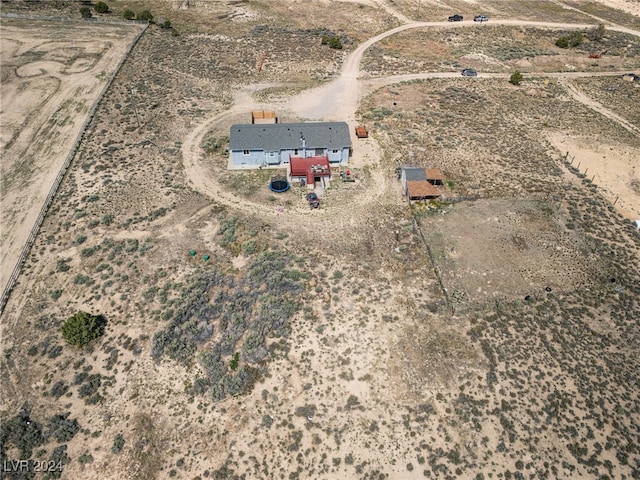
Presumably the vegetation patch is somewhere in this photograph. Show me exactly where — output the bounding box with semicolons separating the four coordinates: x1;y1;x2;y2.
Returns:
151;250;306;401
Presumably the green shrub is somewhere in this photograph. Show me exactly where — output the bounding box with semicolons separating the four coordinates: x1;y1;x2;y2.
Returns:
60;311;106;347
556;31;583;48
112;433;125;453
56;259;70;272
50;381;69;399
0;405;45;459
79;6;92;18
136;10;153;22
50;289;63;301
123;9;135;20
94;2;109;13
509;71;523;86
47;413;80;442
321;35;343;50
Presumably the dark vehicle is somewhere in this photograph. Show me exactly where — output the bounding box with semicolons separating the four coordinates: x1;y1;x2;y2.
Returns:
474;15;489;22
306;192;320;209
448;14;463;21
461;68;478;77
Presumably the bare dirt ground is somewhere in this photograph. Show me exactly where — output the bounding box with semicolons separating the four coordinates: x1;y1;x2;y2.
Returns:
1;0;640;479
0;18;144;292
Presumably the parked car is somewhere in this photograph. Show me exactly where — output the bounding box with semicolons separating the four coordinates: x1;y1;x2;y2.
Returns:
306;192;320;209
474;15;489;22
448;14;463;22
461;68;478;77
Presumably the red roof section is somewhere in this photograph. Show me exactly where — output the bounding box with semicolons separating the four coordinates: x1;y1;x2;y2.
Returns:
290;156;331;183
407;180;440;199
426;168;445;181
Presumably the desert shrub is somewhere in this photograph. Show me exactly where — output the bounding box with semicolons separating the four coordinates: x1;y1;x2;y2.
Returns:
294;404;317;418
242;240;256;255
586;23;605;41
78;453;93;464
230;352;240;371
136;10;153;22
556;31;583;48
94;1;109;13
47;345;63;359
217;215;239;248
50;289;63;301
202;136;221;153
0;404;45;459
123;9;134;20
162;19;172;29
149;207;167;221
153;251;304;401
56;259;71;272
61;312;106;347
321;35;342;49
50;381;69;399
79;6;92;18
111;433;125;453
77;374;102;398
47;413;80;443
47;444;71;479
125;239;139;253
102;213;113;226
509;71;523;86
80;245;98;257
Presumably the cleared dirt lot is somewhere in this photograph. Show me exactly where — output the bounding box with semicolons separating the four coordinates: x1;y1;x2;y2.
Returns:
1;1;639;479
0;18;144;291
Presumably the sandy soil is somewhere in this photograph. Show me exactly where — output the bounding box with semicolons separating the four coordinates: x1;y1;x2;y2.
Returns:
0;18;144;293
0;1;639;479
549;132;640;219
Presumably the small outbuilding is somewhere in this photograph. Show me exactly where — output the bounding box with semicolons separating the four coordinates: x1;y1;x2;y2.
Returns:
400;166;443;201
252;110;278;124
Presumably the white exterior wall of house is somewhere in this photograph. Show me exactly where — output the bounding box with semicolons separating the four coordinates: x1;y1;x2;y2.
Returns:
231;147;349;167
400;169;409;195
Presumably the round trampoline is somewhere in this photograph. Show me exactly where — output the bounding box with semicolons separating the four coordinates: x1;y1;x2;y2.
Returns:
269;175;290;193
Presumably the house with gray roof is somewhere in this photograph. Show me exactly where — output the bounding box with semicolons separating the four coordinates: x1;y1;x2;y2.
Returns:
228;122;351;168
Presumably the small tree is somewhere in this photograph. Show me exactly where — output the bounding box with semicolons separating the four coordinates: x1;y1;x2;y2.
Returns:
61;311;106;347
136;10;154;22
79;6;92;18
123;9;135;20
509;70;523;86
321;35;343;50
94;2;109;13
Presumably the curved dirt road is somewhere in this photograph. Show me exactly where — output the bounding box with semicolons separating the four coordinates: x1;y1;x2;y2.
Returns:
181;16;640;219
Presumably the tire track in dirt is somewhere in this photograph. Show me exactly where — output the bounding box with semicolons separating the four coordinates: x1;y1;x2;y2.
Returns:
181;17;640;227
559;78;640;135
